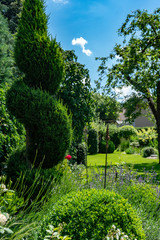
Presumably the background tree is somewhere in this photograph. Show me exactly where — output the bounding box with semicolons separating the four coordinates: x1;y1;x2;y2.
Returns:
92;93;121;123
59;50;93;143
0;12;14;85
0;0;23;34
6;0;72;168
0;13;25;173
123;93;156;125
97;8;160;163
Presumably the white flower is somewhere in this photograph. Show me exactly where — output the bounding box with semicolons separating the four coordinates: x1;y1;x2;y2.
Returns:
0;184;8;192
112;225;116;230
117;229;121;235
0;214;8;226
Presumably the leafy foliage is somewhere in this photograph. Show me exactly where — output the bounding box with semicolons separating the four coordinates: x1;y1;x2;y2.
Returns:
97;8;160;163
0;13;14;85
137;128;157;147
142;147;157;158
119;125;137;139
0;13;25;172
92;93;121;122
41;189;145;240
0;0;23;34
88;129;99;154
59;50;93;143
99;140;115;153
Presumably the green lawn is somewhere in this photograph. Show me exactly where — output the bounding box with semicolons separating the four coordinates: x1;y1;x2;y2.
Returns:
86;152;160;183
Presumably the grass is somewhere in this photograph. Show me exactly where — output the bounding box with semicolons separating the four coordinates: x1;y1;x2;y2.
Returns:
1;153;160;240
86;152;160;183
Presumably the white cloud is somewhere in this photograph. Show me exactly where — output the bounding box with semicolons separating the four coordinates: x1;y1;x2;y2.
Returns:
72;37;92;56
115;86;137;101
52;0;68;4
115;55;122;60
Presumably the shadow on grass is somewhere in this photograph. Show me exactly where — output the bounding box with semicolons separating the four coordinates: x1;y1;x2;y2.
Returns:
132;162;160;182
87;162;160;183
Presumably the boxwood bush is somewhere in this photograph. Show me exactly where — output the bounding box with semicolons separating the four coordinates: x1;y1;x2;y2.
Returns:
119;125;137;139
40;189;145;240
142;147;157;158
99;140;115;153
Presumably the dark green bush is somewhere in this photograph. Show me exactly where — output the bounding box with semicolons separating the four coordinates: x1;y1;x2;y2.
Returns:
7;81;72;168
41;189;145;240
142;147;157;158
109;125;120;148
88;129;99;154
6;0;72;169
119;125;137;139
77;142;87;165
99;140;115;153
125;147;135;154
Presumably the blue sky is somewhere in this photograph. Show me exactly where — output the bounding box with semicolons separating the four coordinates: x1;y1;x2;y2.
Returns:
45;0;160;91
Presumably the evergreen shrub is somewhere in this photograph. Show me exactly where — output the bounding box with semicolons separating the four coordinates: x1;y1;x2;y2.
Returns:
41;189;145;240
99;140;115;153
88;129;99;154
6;0;72;168
142;147;157;158
119;125;137;139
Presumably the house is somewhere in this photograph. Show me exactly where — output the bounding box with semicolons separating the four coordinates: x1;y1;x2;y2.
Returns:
117;109;155;127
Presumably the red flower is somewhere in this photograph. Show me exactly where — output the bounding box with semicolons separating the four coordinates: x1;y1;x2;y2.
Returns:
65;154;72;160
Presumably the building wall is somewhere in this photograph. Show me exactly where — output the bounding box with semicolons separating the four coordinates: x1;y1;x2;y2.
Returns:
133;109;155;127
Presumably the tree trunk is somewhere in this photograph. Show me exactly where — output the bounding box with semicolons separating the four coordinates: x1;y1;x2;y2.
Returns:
156;81;160;164
146;85;160;164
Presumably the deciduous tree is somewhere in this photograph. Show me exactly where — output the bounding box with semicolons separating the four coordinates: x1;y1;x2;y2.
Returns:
97;9;160;163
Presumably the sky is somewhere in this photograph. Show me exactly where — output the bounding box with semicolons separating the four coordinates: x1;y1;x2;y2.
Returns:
45;0;160;96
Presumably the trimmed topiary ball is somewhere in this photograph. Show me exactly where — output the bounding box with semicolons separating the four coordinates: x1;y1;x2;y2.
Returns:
41;189;146;240
142;147;157;158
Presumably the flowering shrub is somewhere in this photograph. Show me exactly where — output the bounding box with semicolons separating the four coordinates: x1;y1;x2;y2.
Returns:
0;177;24;215
137;128;157;147
65;155;72;160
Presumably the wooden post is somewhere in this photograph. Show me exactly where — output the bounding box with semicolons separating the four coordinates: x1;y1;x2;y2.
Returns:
104;124;109;189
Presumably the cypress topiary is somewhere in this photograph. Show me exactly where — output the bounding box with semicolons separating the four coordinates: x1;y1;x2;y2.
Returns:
6;0;72;168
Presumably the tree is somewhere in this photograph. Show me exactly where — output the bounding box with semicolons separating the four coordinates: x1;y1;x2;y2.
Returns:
122;93;156;125
0;13;25;172
59;50;93;143
6;0;72;168
92;93;121;123
0;12;14;84
97;8;160;163
0;0;23;34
